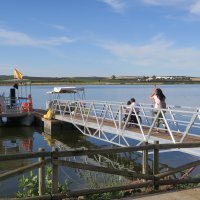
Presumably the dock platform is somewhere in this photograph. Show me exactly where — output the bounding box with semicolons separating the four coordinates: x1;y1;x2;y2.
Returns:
45;99;200;156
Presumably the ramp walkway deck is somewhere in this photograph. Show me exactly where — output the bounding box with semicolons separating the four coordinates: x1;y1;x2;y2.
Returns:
48;99;200;156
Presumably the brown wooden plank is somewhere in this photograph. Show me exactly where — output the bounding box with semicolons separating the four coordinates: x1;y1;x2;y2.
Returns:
56;160;154;180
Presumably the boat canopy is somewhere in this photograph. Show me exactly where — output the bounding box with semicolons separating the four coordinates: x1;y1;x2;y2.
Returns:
46;87;85;94
45;86;86;109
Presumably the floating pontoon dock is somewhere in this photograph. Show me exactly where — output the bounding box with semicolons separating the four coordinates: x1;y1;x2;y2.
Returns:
43;98;200;156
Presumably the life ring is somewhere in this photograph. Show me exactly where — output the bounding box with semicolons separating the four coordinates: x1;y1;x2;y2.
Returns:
22;102;28;112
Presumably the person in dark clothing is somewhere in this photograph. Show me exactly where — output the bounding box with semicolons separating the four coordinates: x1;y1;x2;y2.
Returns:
130;98;140;126
123;100;131;124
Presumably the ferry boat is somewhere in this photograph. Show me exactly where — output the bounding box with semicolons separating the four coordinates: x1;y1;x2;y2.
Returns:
0;79;34;126
46;86;86;110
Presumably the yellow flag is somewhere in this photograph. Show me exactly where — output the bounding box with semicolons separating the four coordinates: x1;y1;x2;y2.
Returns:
14;68;23;79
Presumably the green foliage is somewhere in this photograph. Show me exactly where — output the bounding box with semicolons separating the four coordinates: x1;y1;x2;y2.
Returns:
16;171;38;198
16;166;70;198
175;182;195;190
85;189;141;200
111;75;116;80
78;170;128;200
85;191;125;200
172;174;200;190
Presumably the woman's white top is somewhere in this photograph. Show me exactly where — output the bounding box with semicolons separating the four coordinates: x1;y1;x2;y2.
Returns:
153;95;161;109
130;102;140;112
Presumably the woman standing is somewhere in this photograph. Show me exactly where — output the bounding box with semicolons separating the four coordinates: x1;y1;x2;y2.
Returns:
150;86;166;131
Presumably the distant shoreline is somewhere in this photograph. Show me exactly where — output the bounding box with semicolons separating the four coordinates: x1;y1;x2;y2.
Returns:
1;75;200;86
1;81;200;86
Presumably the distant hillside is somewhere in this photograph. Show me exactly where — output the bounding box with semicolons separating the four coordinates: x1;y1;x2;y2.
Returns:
0;75;13;80
0;75;200;85
0;75;106;80
0;75;109;84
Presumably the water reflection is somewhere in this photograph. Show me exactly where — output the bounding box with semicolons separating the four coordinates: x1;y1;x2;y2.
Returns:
0;127;34;172
0;124;200;197
0;127;35;197
43;130;143;191
0;128;33;151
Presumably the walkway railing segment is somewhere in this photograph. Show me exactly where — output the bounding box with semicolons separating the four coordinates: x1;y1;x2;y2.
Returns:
50;99;200;148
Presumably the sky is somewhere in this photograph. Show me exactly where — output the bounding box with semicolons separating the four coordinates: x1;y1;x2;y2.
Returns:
0;0;200;77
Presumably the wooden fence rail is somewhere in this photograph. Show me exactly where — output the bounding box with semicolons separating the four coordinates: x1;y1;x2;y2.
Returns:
1;142;200;161
0;161;44;182
0;151;51;161
56;159;154;180
1;141;200;199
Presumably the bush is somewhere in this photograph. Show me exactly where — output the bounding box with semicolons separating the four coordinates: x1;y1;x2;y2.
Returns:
16;166;70;198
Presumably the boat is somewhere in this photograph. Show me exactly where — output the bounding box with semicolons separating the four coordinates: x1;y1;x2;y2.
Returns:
46;86;86;110
0;79;34;126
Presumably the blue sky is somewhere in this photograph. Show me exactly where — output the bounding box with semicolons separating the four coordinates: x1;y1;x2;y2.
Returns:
1;0;200;77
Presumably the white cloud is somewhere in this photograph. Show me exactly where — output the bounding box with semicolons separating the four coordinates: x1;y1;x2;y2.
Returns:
100;0;200;16
100;35;200;70
0;28;75;47
142;0;200;16
99;0;125;13
190;1;200;15
142;0;190;6
52;24;66;30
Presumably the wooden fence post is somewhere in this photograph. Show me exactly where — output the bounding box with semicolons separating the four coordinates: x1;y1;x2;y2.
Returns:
52;148;59;194
142;142;148;175
153;140;159;190
38;148;45;195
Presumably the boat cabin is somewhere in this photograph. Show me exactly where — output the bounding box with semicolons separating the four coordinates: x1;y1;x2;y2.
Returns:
0;79;33;115
46;86;85;110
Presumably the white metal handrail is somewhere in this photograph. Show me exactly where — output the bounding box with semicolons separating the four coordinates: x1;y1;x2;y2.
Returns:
50;99;200;147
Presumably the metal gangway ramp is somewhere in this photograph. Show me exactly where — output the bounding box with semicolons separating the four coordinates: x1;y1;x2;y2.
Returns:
50;99;200;156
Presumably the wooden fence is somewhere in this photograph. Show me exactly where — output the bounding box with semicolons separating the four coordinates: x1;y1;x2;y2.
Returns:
1;142;200;199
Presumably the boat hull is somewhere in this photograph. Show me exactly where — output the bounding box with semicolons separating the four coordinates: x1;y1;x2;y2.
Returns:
0;112;34;126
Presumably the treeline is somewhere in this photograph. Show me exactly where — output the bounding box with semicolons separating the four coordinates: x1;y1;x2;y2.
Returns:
0;75;199;85
0;76;108;84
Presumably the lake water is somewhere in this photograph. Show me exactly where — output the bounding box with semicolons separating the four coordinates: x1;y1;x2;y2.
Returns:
0;84;200;197
31;84;200;108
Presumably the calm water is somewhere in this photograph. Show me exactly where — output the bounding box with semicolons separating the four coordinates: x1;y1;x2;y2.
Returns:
31;84;200;108
0;84;200;197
